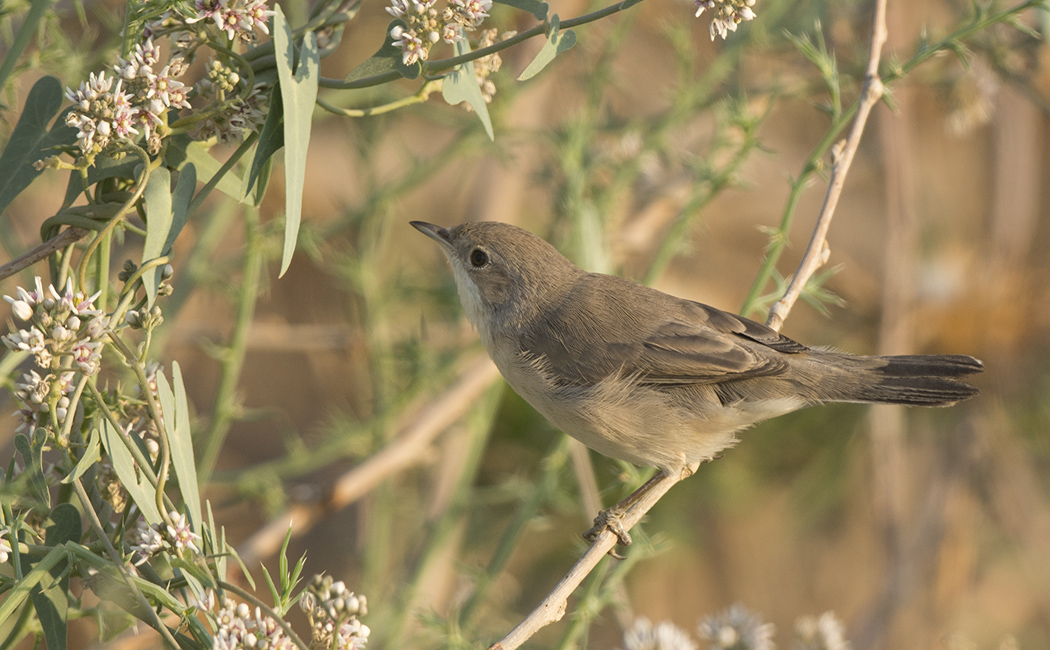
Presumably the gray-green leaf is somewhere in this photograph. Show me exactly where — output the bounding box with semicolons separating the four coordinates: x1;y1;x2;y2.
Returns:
518;15;577;81
99;420;162;525
273;5;320;277
0;76;77;217
441;38;495;140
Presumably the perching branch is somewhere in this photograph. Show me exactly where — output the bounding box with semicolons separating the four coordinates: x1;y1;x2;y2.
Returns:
764;0;888;332
487;462;700;650
488;2;893;648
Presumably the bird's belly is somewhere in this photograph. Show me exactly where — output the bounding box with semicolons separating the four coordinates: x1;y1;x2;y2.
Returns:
488;347;787;472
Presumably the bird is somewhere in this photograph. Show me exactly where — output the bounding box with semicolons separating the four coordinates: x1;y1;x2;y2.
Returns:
411;220;983;545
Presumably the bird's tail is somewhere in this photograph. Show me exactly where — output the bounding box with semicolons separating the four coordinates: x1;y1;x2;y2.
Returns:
819;353;983;406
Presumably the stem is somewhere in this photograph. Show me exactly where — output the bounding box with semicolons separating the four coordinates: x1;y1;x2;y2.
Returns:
316;80;442;117
71;478;181;650
320;0;645;90
198;207;263;486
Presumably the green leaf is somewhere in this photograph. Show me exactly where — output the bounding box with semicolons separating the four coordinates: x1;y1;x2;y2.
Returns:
243;86;283;204
518;15;576;81
170;164;195;252
141;167;172;308
28;503;81;650
99;420;163;525
442;37;495;140
344;19;422;82
493;0;548;20
164;136;244;201
2;546;66;632
61;155;140;208
0;76;77;217
157;362;201;529
14;431;49;506
62;426;101;485
273;5;320;278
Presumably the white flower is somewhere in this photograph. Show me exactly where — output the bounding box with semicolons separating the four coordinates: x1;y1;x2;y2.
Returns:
795;612;849;650
699;604;775;650
624;617;698;650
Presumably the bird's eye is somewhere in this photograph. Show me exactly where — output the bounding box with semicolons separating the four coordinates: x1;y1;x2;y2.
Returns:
469;248;489;268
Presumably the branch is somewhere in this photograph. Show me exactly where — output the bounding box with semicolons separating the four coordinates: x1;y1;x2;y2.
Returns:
236;355;500;564
319;0;642;90
764;0;888;332
487;463;699;650
0;227;87;282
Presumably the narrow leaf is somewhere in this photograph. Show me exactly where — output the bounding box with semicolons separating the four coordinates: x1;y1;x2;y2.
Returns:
273;5;320;277
165;136;244;200
161;362;201;529
441;38;495;140
14;432;48;506
518;16;576;81
243;86;284;203
493;0;548;20
62;426;101;484
100;420;162;525
141;167;172;308
344;19;422;82
0;76;77;217
168;164;195;254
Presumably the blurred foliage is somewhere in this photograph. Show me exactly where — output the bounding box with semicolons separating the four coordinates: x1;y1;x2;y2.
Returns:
1;0;1050;649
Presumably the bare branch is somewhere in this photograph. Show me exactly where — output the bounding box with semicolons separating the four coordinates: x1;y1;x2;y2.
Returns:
237;355;500;564
765;0;889;332
0;227;88;282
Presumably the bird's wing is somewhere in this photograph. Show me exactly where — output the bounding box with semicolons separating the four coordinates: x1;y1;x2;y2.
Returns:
521;275;808;387
623;301;807;386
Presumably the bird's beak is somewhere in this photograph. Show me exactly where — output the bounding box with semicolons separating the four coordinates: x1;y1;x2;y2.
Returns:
410;221;451;248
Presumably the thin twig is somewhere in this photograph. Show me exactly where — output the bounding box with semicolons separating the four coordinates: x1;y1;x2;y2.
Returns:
236;355;500;564
764;0;888;332
487;463;699;650
0;228;87;282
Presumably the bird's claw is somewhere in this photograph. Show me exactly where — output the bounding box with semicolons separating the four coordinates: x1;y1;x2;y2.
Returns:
583;507;632;557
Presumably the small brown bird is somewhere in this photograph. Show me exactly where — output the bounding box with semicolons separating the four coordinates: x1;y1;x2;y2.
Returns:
413;220;982;542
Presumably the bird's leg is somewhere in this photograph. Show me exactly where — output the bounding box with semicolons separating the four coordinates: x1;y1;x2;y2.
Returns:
583;471;666;548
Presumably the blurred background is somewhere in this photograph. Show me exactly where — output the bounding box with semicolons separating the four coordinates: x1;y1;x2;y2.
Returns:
2;0;1049;648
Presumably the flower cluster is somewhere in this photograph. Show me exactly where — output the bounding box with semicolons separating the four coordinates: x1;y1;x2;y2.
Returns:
194;66;268;144
699;605;775;650
794;612;850;650
299;575;370;650
187;0;274;42
620;605;847;650
127;511;202;566
3;278;108;434
198;591;295;650
472;28;513;105
386;0;493;66
693;0;757;40
59;0;274;164
622;617;698;650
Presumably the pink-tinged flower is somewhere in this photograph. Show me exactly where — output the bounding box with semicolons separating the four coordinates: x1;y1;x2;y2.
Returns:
390;26;427;65
243;0;274;33
449;0;491;27
166;511;201;554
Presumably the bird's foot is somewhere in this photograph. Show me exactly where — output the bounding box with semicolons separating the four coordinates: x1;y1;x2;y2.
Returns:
583;506;632;559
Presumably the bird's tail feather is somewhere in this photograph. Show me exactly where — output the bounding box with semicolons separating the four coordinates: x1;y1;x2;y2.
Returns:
827;354;982;407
